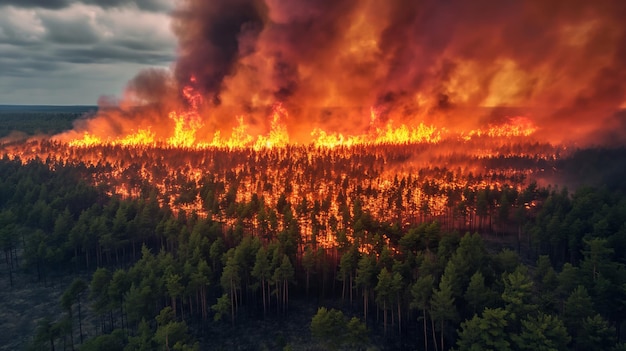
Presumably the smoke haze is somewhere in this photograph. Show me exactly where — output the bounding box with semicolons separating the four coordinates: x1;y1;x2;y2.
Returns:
68;0;626;145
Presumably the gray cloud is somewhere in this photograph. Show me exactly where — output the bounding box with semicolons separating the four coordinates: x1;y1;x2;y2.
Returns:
56;45;174;65
0;3;176;104
0;0;172;12
0;0;68;10
1;57;66;77
40;14;100;44
83;0;172;12
0;63;147;104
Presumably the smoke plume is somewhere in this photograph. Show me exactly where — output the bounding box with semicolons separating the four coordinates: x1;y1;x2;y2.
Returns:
68;0;626;145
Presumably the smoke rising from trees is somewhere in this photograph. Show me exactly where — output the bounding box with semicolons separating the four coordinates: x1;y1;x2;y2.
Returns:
84;0;626;145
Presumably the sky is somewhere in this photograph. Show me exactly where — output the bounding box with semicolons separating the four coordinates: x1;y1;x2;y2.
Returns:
0;0;177;105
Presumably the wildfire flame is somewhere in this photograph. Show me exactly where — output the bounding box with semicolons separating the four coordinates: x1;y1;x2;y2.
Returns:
64;84;538;149
167;77;204;148
58;0;626;151
66;112;536;150
462;116;538;141
253;103;290;150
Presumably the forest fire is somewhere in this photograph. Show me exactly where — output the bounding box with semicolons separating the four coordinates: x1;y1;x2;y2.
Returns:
6;0;623;251
2;130;562;249
60;71;539;150
64;99;537;150
2;0;624;248
54;0;625;150
3;1;626;350
36;90;549;250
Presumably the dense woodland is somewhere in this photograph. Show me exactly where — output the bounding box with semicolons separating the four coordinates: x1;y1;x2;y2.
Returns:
1;149;626;350
3;138;565;244
1;108;626;350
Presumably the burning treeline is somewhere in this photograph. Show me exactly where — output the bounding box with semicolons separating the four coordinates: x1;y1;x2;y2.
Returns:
4;137;563;250
57;0;626;147
1;1;623;246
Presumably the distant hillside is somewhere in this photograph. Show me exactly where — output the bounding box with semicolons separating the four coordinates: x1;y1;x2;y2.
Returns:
0;105;97;139
0;105;97;113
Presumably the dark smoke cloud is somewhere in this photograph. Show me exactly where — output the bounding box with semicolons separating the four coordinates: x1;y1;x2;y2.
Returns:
171;0;268;105
80;0;626;145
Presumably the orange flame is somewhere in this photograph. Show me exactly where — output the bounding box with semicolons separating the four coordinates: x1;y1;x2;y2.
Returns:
118;128;156;147
462;116;538;141
64;83;538;149
68;132;103;148
66;111;537;149
253;103;290;149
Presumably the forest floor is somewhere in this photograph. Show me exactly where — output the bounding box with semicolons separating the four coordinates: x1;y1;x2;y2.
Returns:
199;301;321;350
0;266;71;350
195;297;406;350
0;266;403;351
